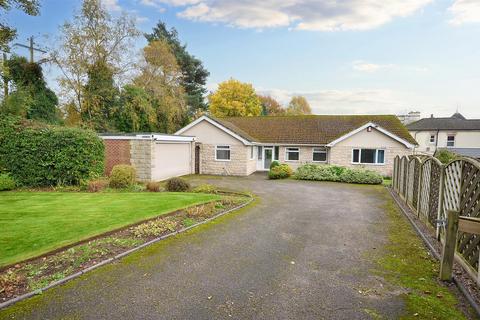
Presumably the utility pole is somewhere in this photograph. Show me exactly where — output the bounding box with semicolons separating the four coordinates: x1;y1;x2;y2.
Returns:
13;36;47;63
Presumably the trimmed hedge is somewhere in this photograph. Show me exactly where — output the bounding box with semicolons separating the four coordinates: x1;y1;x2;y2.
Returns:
295;164;383;185
109;165;136;188
0;117;104;186
268;164;293;179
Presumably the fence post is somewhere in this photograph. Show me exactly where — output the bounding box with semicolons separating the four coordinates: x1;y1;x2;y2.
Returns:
439;210;459;281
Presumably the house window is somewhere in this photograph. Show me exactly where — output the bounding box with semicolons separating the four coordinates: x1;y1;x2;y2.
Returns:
285;147;300;161
312;148;327;162
352;149;385;165
274;146;279;160
429;134;436;143
447;135;455;147
250;146;254;160
258;146;263;160
215;145;230;161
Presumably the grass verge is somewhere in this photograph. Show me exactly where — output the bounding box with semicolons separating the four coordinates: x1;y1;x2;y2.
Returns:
373;198;468;319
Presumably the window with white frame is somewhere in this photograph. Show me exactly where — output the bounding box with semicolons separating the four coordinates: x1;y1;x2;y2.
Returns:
429;134;436;143
250;146;255;159
258;146;263;160
447;135;455;147
312;148;327;162
285;147;300;161
215;145;231;161
352;149;385;164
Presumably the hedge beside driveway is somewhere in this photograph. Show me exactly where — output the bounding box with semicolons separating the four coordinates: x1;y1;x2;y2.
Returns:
0;117;104;186
295;164;383;185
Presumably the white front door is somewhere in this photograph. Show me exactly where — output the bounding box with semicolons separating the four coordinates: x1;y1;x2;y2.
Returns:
263;147;273;170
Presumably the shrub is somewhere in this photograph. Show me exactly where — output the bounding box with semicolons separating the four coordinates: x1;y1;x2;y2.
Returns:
146;181;161;192
435;149;458;164
165;177;190;192
295;164;382;185
270;160;280;169
109;165;136;188
0;173;16;191
131;217;177;238
0;117;104;186
339;168;383;184
268;164;293;179
192;184;218;194
87;179;109;192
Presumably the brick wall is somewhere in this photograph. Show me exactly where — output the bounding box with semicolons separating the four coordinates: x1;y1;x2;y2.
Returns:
104;140;131;175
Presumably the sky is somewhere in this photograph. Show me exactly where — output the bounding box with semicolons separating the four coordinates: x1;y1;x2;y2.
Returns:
5;0;480;118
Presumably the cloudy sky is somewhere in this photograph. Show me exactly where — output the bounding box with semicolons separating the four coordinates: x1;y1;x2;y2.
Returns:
6;0;480;118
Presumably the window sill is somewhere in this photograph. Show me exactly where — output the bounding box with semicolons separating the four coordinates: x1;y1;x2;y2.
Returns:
351;162;386;166
215;159;231;162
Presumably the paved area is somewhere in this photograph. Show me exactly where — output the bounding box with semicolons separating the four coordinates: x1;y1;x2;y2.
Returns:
0;174;404;319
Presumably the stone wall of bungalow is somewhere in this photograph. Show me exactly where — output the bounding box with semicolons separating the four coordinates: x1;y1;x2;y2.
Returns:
328;145;410;176
274;144;410;177
199;144;253;176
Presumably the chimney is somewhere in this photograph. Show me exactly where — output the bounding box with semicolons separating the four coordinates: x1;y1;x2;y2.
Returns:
430;114;434;118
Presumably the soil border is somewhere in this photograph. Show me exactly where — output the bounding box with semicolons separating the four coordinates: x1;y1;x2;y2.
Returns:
388;187;480;318
0;192;254;310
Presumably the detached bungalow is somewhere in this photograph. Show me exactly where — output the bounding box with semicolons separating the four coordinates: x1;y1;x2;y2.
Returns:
176;115;416;177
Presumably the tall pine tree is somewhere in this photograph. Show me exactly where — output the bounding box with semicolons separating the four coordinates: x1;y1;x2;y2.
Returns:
146;21;209;116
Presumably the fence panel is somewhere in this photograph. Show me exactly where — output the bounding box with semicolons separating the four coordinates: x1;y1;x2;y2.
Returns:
419;159;431;221
392;155;480;281
407;158;416;207
428;158;443;227
457;159;480;270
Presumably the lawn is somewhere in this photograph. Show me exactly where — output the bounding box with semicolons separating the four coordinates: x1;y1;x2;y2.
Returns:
0;192;219;267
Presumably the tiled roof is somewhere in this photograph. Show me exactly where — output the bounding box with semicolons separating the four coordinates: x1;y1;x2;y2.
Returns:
209;115;416;145
407;113;480;131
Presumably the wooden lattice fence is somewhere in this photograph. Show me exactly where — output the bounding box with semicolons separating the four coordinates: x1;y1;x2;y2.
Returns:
393;155;480;281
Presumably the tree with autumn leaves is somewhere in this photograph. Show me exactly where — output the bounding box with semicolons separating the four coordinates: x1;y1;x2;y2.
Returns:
209;78;312;118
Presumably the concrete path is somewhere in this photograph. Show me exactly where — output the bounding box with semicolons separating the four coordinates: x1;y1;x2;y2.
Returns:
0;174;404;319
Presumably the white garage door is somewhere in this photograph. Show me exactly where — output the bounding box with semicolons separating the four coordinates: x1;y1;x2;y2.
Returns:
152;142;192;181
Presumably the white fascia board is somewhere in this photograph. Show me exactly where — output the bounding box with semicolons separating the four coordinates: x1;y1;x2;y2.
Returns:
175;115;253;145
100;136;151;140
326;122;416;149
152;134;195;142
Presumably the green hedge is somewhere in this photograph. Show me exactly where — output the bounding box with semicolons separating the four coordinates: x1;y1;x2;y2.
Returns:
295;164;383;185
0;117;104;186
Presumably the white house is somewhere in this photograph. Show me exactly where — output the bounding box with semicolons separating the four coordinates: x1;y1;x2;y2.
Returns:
407;112;480;158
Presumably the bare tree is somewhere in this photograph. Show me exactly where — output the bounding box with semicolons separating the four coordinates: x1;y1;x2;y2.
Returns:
52;0;139;114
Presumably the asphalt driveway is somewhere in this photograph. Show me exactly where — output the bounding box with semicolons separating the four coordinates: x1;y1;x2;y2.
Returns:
1;174;404;319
